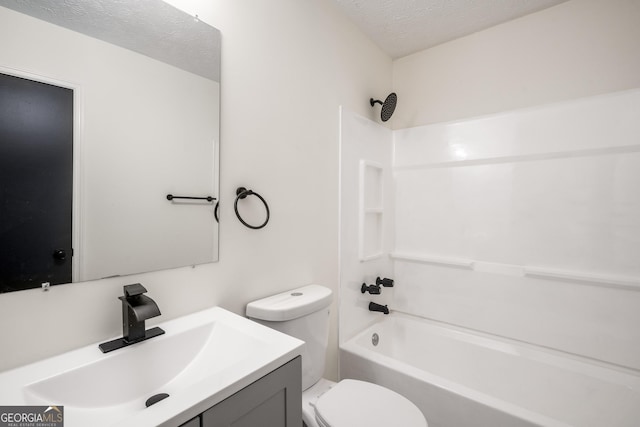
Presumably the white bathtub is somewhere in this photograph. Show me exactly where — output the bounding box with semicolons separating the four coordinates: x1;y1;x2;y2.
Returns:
340;313;640;427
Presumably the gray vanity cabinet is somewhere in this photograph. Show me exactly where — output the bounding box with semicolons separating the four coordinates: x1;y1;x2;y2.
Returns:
180;356;301;427
179;417;201;427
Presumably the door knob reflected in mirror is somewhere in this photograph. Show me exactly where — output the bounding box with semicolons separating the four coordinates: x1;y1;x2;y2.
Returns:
52;249;67;261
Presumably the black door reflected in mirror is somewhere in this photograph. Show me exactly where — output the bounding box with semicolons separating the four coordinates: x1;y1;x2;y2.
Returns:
0;73;73;292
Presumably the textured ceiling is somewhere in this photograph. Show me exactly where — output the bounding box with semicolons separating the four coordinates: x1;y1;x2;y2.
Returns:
332;0;570;59
0;0;220;81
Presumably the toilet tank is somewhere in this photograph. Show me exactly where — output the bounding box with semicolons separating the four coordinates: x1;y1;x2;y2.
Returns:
246;284;333;390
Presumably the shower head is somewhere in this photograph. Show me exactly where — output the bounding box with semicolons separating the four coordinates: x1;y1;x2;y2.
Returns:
370;92;397;122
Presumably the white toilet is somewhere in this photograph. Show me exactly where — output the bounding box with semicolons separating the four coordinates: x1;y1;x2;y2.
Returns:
246;284;428;427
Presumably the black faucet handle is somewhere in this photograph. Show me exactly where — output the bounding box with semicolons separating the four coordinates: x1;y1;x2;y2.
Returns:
376;277;394;287
361;283;381;294
124;283;147;297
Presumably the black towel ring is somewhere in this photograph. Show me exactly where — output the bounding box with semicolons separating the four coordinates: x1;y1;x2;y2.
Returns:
234;187;270;229
214;201;219;223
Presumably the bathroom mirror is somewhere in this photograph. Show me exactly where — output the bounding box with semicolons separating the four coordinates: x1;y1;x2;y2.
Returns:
0;0;220;293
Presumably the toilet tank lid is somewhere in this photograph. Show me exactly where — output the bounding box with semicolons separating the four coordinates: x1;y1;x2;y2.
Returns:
246;284;333;321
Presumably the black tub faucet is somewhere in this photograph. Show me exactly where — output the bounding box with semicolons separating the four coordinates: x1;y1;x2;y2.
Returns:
376;277;394;287
361;283;381;295
99;283;165;353
368;302;389;315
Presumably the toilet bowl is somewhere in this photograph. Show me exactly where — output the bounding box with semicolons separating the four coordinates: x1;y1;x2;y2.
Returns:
246;284;428;427
303;378;426;427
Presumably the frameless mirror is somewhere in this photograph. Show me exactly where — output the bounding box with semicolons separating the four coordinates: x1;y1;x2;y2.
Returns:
0;0;220;293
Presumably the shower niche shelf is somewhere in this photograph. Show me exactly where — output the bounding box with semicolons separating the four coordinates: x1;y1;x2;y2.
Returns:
359;160;384;261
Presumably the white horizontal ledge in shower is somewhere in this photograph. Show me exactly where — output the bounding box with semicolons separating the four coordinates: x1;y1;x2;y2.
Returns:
390;252;640;291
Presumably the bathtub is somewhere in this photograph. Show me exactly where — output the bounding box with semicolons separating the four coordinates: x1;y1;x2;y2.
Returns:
340;313;640;427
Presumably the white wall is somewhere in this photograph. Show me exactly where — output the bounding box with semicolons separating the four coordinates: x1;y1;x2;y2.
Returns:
0;0;392;376
392;0;640;129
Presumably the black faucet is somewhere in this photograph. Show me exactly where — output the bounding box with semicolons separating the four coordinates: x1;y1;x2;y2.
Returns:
376;277;394;287
361;283;381;295
99;284;165;353
368;302;389;315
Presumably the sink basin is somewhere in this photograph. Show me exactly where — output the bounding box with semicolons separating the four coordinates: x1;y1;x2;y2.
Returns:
25;323;213;408
0;307;304;427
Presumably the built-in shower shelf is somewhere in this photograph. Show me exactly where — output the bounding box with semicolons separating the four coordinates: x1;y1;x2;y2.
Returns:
359;160;384;261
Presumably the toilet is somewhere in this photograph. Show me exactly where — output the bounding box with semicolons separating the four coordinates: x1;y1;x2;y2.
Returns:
246;284;428;427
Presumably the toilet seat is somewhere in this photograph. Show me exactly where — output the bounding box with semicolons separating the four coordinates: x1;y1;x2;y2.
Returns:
314;379;427;427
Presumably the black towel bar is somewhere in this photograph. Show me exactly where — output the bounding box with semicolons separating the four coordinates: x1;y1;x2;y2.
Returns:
166;194;216;202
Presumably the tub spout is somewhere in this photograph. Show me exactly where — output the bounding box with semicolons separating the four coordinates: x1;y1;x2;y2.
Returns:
369;302;389;315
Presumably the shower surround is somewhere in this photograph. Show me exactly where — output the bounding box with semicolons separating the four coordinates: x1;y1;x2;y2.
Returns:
338;89;640;426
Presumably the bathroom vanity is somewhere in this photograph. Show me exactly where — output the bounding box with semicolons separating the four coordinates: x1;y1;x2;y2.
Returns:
180;357;301;427
0;307;304;427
